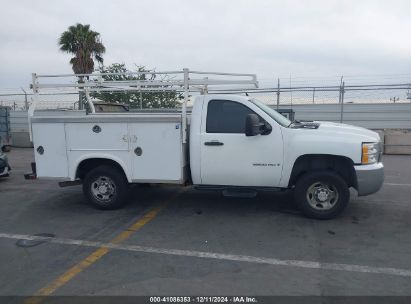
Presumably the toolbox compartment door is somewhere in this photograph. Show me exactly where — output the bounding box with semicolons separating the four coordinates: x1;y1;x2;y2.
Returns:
32;123;68;178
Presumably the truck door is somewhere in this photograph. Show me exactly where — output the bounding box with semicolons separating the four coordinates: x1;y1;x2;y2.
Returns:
200;99;283;187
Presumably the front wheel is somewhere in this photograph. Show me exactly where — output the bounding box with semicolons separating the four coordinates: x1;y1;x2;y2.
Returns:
294;171;350;219
1;145;11;152
83;165;129;210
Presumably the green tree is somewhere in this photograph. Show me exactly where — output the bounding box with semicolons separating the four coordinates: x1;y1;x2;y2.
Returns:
59;23;105;109
92;63;182;109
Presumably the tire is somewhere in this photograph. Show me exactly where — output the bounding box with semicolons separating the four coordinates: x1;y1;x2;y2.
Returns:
293;170;349;219
82;165;129;210
1;145;11;152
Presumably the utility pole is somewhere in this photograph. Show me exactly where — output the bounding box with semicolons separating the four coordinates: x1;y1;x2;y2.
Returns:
139;87;143;109
21;87;28;110
312;87;316;104
276;78;280;110
339;79;345;123
289;75;293;108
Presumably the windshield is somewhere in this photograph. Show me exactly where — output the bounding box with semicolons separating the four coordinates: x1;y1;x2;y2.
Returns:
250;98;291;127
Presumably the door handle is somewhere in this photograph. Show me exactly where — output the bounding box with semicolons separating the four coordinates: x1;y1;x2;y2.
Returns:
204;141;224;146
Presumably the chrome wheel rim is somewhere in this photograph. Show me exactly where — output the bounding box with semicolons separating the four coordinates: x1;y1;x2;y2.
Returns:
306;182;339;210
91;176;116;203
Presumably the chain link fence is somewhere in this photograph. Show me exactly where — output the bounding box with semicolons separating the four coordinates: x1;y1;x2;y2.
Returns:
0;90;78;110
225;83;411;106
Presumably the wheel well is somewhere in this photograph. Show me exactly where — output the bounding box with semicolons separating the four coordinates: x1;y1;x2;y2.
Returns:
288;154;357;188
76;158;127;180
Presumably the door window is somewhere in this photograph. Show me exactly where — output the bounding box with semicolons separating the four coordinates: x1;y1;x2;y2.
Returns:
206;100;256;133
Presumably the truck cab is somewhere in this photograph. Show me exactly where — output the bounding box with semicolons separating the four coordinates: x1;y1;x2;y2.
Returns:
190;95;285;188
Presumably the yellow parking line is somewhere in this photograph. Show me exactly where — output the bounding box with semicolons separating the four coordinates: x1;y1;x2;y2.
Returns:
25;190;182;304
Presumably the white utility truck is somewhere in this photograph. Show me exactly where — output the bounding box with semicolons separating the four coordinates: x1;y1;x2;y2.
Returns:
26;69;384;219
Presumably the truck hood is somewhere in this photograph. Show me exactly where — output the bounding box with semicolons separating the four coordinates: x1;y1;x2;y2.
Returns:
316;121;380;142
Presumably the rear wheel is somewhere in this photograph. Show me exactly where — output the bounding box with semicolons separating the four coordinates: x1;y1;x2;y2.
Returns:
83;165;128;210
294;170;349;219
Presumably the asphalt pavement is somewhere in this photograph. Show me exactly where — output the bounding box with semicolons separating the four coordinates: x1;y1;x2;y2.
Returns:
0;148;410;297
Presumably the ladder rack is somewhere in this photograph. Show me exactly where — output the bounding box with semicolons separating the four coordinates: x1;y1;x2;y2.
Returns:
29;68;259;143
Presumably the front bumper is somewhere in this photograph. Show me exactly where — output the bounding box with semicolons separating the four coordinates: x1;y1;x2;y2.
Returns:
354;162;384;196
0;165;10;177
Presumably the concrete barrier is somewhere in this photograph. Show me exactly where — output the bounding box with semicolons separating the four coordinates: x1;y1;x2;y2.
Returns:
10;111;32;147
11;131;32;148
384;130;411;155
278;103;411;129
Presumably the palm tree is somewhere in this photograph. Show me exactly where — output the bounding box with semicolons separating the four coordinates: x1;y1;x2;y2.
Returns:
58;23;105;109
59;23;105;74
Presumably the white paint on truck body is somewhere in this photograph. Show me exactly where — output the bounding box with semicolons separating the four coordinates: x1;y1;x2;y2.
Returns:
31;95;382;194
31;113;185;183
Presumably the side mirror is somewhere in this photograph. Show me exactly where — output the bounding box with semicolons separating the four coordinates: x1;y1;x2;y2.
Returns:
245;114;262;136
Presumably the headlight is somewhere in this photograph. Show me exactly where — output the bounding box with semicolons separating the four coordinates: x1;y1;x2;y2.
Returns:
362;142;381;165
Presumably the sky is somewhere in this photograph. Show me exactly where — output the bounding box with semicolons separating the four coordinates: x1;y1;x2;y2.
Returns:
1;0;411;89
